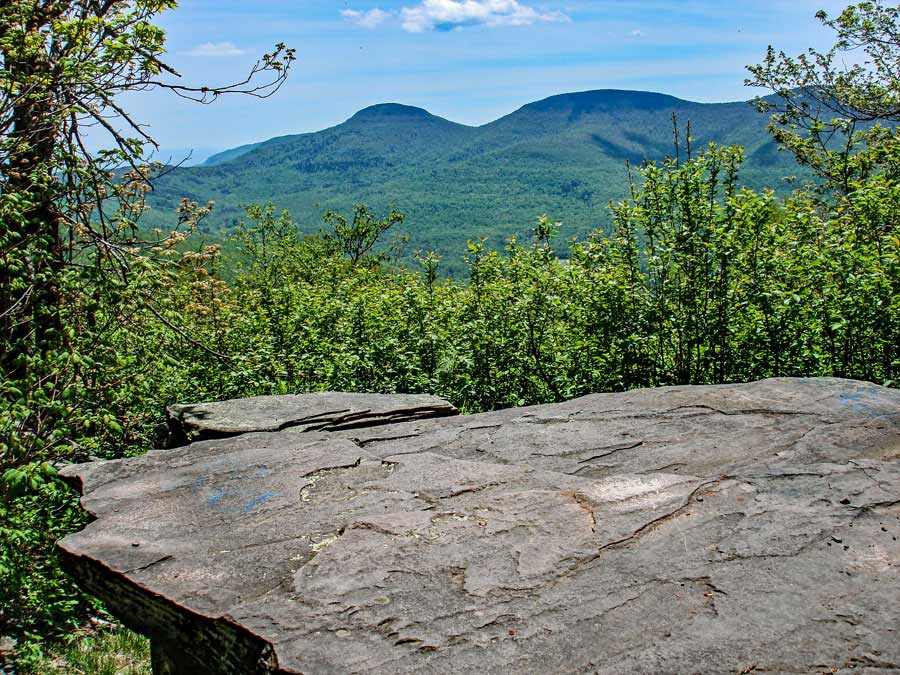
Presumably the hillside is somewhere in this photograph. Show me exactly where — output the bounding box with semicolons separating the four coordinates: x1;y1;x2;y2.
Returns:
147;90;806;273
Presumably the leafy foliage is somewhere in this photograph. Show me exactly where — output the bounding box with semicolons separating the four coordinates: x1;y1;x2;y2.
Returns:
126;141;900;418
0;0;295;472
1;466;95;647
747;0;900;192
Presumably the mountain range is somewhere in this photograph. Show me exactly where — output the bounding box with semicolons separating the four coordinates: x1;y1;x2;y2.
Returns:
147;89;806;273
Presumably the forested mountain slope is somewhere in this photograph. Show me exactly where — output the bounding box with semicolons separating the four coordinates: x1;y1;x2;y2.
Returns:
148;89;805;270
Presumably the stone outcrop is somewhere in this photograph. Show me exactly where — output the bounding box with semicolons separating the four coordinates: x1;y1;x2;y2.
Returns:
58;379;900;674
161;392;459;447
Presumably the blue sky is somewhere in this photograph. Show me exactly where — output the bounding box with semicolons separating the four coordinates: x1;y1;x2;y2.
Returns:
134;0;850;163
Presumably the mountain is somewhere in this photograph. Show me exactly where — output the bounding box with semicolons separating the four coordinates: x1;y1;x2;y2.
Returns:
203;141;263;166
146;90;806;274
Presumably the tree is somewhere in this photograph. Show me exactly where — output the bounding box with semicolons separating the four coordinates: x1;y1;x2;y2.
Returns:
322;204;405;266
746;0;900;192
747;0;900;386
0;1;294;466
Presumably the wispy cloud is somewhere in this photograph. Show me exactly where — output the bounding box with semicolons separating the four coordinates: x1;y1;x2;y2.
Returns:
629;29;644;37
400;0;568;33
341;8;390;29
187;42;246;57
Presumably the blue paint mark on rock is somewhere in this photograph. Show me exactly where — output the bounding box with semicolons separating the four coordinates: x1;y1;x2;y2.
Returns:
242;492;277;513
208;490;238;507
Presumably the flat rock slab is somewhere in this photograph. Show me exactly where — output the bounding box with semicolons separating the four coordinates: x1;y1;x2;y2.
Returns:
59;379;900;674
162;392;458;447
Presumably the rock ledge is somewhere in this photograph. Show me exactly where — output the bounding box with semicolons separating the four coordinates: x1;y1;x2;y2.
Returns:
60;379;900;674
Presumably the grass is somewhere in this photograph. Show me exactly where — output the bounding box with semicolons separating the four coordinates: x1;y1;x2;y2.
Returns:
33;626;150;675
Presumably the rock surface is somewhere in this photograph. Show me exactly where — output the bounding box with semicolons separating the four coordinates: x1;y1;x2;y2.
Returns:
59;379;900;674
162;392;459;447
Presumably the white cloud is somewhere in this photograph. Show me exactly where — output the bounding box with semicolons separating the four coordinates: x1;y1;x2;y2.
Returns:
341;8;390;29
400;0;568;33
629;29;644;37
187;42;246;57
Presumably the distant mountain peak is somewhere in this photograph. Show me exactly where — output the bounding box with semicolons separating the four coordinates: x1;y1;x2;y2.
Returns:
523;89;692;115
349;103;436;122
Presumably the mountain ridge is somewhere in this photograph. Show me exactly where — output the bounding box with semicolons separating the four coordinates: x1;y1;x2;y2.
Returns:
150;88;806;275
203;89;758;167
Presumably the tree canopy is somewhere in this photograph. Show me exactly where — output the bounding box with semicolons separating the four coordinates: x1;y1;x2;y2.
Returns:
0;0;294;466
747;0;900;191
